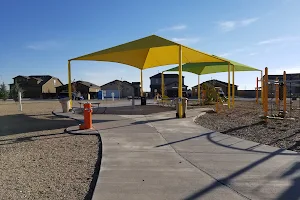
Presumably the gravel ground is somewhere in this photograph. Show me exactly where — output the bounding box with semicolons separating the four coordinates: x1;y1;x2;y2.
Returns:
195;100;300;152
0;100;99;200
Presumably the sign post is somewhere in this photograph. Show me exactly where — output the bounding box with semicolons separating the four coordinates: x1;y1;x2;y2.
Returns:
18;91;22;112
112;92;115;101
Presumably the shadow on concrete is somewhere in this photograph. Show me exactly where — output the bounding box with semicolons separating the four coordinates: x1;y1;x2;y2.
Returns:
155;132;214;148
155;131;299;199
277;162;300;200
184;148;286;200
95;117;175;131
76;105;175;115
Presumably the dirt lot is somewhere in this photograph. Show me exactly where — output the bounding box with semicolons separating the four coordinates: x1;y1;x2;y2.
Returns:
195;100;300;152
0;100;99;200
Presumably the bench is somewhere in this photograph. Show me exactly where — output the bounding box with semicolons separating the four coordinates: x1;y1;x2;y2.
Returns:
78;102;101;108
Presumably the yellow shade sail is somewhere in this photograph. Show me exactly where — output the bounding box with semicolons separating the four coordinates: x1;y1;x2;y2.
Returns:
70;35;227;69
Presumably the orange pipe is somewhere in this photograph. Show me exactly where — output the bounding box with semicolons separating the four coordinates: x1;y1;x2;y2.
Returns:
80;103;93;129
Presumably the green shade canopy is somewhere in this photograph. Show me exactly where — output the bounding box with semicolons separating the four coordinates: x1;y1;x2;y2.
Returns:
165;56;261;75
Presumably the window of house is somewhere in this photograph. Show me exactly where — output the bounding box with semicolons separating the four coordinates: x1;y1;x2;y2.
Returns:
54;79;56;85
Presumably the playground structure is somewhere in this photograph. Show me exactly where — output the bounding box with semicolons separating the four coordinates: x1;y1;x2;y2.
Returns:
163;58;260;110
67;35;230;118
259;67;300;120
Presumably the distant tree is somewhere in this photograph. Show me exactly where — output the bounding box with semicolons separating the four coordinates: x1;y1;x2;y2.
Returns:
10;82;23;102
0;82;9;101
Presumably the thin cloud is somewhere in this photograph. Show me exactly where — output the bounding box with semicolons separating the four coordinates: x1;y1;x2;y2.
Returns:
257;36;300;45
157;24;187;32
218;17;259;32
249;52;258;56
171;37;200;45
218;47;248;57
219;52;232;57
269;67;300;74
26;40;60;50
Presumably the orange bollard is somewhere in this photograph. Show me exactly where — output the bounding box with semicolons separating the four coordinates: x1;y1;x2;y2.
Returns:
79;103;93;130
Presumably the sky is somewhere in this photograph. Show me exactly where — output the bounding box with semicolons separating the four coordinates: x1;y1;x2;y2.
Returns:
1;0;300;91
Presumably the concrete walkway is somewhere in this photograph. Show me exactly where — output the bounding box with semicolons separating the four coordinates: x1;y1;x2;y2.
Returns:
55;107;300;200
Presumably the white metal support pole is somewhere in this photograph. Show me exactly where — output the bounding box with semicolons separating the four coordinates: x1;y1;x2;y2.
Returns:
18;91;22;111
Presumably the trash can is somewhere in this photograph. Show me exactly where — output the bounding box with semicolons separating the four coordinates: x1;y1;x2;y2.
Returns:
175;97;188;118
141;97;146;105
59;97;71;113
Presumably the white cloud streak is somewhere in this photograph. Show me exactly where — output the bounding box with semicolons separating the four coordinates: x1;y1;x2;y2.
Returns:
171;37;200;45
26;40;60;50
218;17;259;32
257;36;300;45
157;24;187;32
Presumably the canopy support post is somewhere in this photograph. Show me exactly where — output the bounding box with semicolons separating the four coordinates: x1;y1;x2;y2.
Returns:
68;60;72;108
232;65;235;107
256;77;259;104
261;70;263;103
161;72;165;98
227;64;231;109
198;75;200;104
140;69;143;97
178;45;183;118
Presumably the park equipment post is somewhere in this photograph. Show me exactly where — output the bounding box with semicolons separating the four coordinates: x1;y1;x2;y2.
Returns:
79;103;93;130
283;71;287;114
68;61;72;108
261;70;263;103
177;45;183;118
198;75;200;104
140;69;143;97
227;64;231;109
275;77;279;110
256;77;259;104
264;67;268;119
232;65;235;107
216;92;219;113
161;72;165;100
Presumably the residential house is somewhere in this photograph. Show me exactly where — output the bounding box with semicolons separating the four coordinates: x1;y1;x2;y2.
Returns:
264;73;300;98
191;79;238;97
10;75;63;98
56;81;101;99
100;80;140;98
150;73;187;97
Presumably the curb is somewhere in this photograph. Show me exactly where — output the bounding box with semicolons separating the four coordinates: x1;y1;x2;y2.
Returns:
52;110;102;200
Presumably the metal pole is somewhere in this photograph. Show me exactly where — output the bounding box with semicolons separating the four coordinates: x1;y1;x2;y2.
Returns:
140;69;143;97
264;67;268;118
227;64;231;108
178;45;183;118
232;65;235;107
261;70;263;103
283;71;287;115
256;77;259;104
68;61;72;108
275;77;279;110
198;75;200;104
18;91;22;112
161;72;165;98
